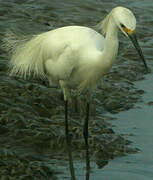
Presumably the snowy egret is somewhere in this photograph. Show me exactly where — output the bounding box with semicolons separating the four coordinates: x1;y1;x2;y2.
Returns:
4;6;148;180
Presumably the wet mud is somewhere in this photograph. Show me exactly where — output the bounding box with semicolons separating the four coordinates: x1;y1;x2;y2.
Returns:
0;0;152;179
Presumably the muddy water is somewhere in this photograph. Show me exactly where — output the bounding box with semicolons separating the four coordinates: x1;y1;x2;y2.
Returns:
0;0;153;179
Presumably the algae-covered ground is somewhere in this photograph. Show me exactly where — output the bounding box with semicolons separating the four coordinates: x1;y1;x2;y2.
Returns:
0;0;152;179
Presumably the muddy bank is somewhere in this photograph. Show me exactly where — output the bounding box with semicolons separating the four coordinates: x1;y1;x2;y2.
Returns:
0;0;152;179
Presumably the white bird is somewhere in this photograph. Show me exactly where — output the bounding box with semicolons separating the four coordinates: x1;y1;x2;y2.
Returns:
4;6;148;180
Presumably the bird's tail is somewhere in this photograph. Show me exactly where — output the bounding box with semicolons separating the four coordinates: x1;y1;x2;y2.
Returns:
3;30;46;79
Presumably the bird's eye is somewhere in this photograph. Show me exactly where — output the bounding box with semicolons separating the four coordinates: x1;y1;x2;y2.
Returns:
121;24;126;28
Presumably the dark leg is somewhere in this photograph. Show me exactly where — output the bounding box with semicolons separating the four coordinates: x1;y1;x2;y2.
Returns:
83;102;90;180
74;96;78;113
65;100;76;180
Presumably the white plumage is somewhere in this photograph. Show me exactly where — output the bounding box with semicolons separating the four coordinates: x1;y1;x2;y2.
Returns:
6;6;137;100
4;6;147;101
44;26;108;91
8;26;111;94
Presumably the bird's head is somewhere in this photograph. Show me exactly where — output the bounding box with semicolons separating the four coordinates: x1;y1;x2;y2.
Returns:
112;7;136;37
112;6;148;71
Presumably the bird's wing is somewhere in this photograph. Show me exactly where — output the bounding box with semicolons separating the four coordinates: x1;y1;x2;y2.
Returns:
45;44;77;82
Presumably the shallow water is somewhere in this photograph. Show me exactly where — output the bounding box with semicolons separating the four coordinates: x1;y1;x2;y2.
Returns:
97;74;153;180
95;73;153;180
0;0;153;179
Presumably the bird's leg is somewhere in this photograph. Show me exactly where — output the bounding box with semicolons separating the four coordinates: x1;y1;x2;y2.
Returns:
65;100;76;180
59;80;76;180
83;100;90;180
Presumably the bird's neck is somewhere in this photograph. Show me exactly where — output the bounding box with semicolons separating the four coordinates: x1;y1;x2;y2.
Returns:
104;16;119;52
96;16;119;75
101;16;119;68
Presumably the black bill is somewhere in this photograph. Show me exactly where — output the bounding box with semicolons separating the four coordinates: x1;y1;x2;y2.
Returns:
128;33;148;70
